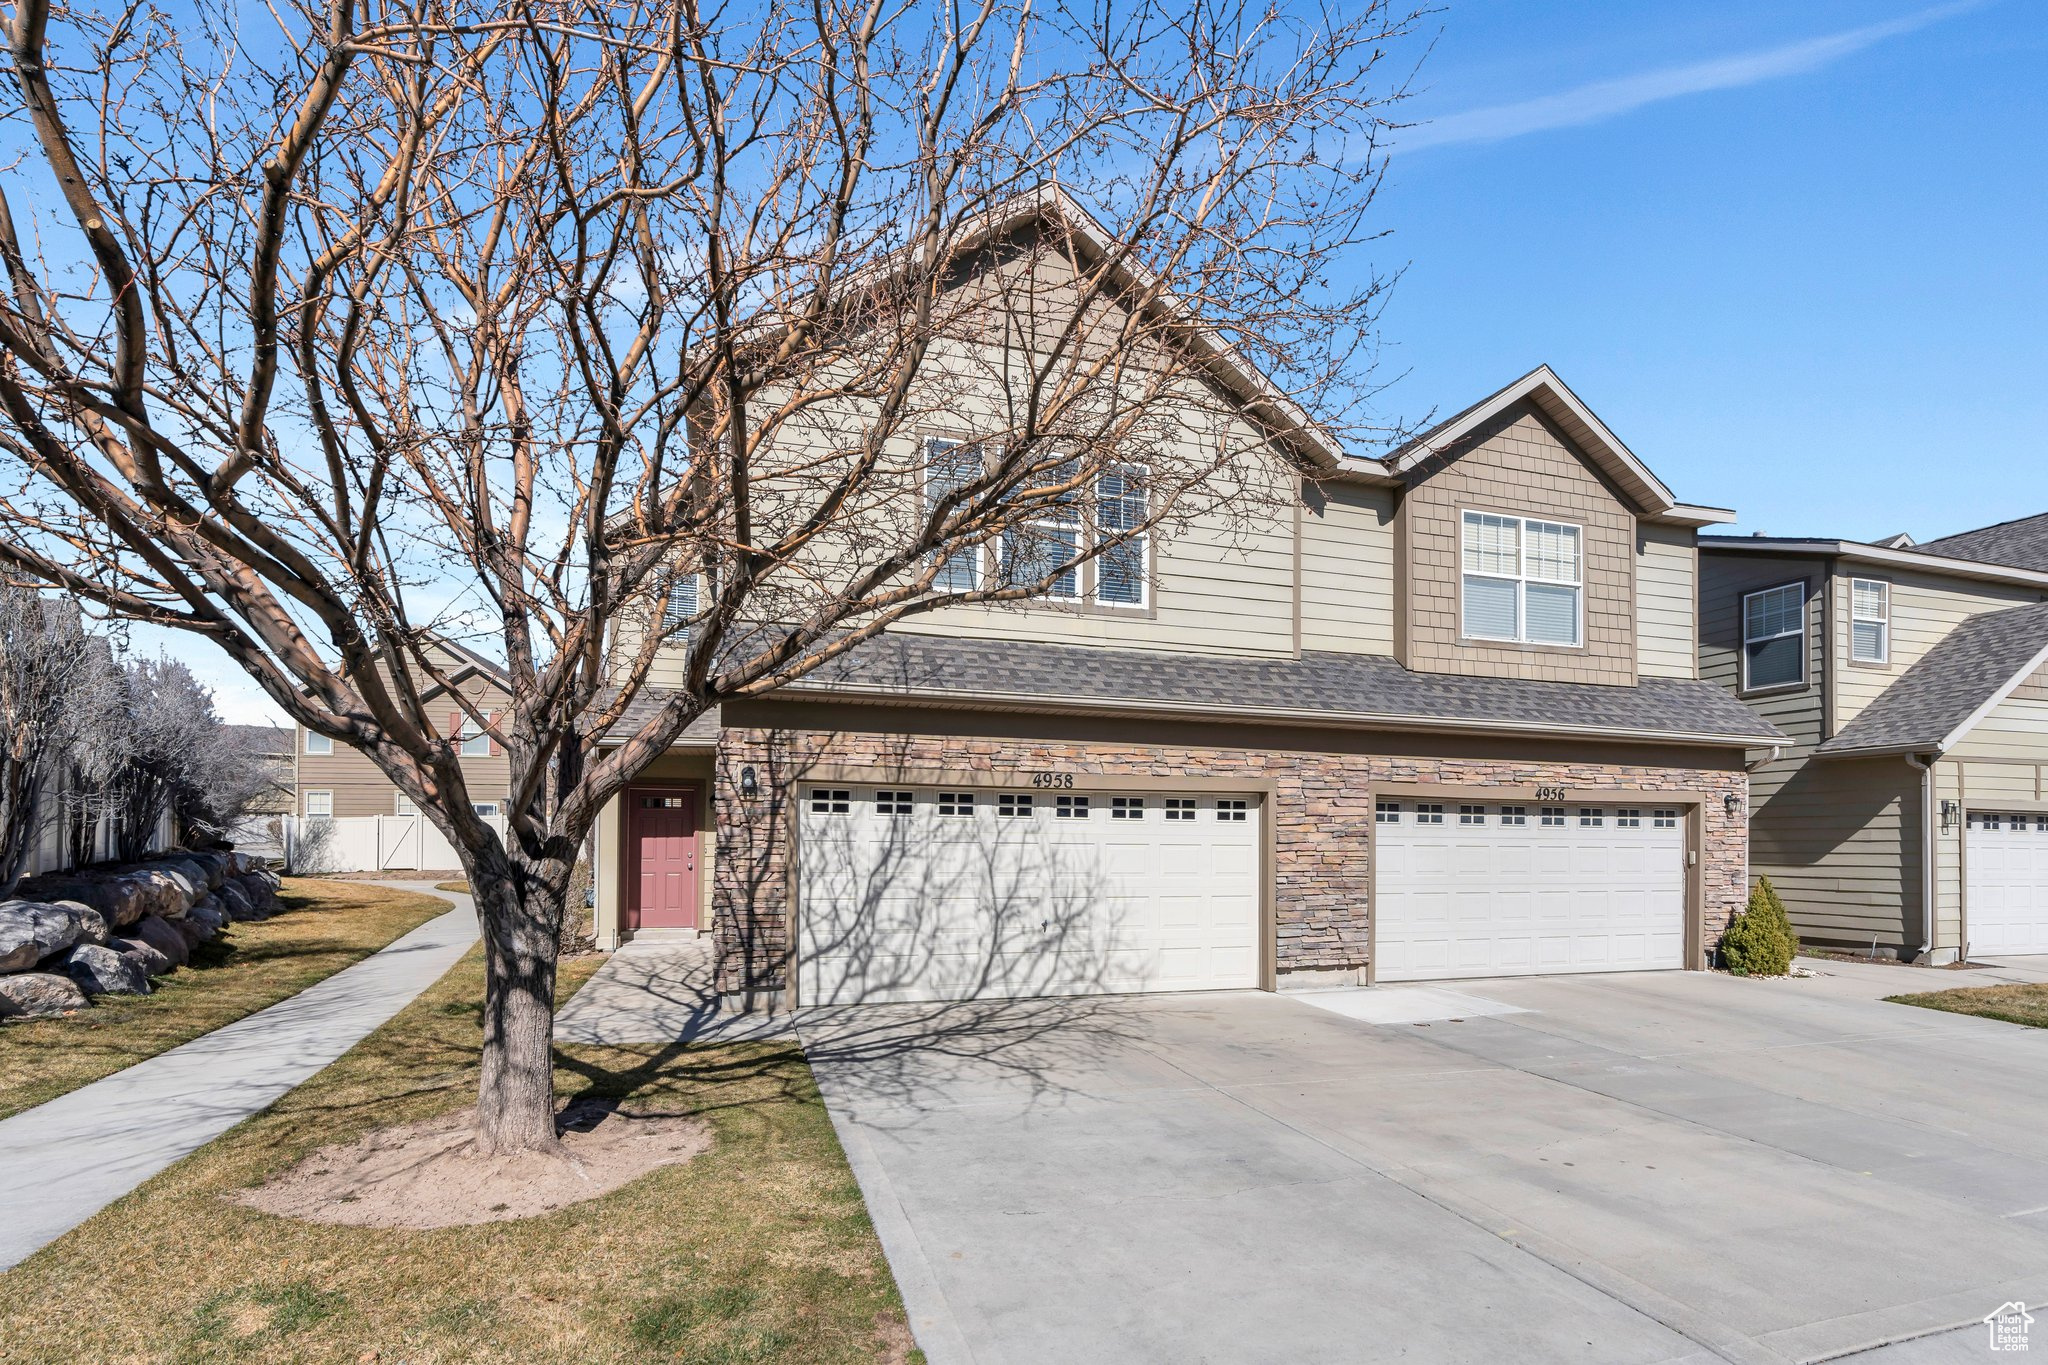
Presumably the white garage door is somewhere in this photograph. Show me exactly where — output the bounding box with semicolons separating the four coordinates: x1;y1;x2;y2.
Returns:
1966;812;2048;956
798;786;1261;1005
1375;800;1686;981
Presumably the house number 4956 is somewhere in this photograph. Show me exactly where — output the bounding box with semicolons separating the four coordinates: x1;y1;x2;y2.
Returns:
1535;785;1568;802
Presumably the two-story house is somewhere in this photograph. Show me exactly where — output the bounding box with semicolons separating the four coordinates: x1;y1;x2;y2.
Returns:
293;637;515;823
586;207;1780;1008
1702;519;2048;963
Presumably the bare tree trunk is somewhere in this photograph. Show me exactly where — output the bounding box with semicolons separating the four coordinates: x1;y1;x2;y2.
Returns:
469;845;571;1155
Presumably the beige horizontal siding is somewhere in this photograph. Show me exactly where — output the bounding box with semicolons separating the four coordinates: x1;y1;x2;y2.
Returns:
1636;523;1696;680
295;662;512;818
1298;479;1396;655
1747;752;1920;951
1832;569;2045;731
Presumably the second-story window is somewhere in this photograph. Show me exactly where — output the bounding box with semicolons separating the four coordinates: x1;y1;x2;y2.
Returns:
925;438;984;592
1743;582;1806;690
1851;578;1890;664
304;731;332;756
1001;458;1082;601
662;571;699;642
454;713;492;757
1461;511;1582;647
1095;465;1148;607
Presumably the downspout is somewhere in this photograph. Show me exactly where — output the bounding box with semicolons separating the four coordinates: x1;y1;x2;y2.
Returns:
1906;753;1937;962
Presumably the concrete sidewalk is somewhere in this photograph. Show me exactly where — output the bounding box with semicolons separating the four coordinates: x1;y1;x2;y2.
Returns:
554;937;790;1045
0;881;477;1272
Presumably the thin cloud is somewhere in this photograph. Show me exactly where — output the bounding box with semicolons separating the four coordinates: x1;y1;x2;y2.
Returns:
1402;0;1989;151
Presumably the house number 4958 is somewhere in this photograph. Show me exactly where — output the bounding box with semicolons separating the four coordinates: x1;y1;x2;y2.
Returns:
1535;785;1568;802
1028;772;1075;789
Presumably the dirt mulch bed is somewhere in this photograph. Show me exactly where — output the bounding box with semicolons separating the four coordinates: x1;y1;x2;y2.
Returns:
235;1099;712;1229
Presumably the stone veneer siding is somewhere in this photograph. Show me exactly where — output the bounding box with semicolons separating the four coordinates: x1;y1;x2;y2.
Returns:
710;722;1751;995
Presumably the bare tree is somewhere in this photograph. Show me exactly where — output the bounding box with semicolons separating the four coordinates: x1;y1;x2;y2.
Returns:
0;588;92;891
0;0;1415;1152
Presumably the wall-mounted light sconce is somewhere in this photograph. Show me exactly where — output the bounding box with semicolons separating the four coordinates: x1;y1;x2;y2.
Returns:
739;764;760;800
1724;792;1743;819
1940;799;1960;833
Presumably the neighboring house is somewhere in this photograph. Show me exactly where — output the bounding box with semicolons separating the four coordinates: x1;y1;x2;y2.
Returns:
222;723;294;815
581;202;1779;1006
292;638;514;822
1701;518;2048;962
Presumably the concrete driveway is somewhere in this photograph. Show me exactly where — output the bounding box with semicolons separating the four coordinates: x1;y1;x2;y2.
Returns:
798;958;2048;1365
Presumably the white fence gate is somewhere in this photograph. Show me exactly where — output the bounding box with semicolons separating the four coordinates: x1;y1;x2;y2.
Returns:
284;811;506;874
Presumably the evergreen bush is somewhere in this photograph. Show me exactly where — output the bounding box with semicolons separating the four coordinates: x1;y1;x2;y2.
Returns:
1721;876;1797;976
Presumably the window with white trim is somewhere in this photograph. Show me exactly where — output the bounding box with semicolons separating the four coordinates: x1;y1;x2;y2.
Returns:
1616;809;1642;828
1540;807;1566;827
1499;806;1528;826
1579;807;1605;827
304;730;332;756
1001;458;1082;601
1164;798;1196;822
937;792;975;816
662;570;700;640
809;788;851;815
1055;794;1090;819
925;438;983;592
472;802;501;819
1094;465;1148;607
456;715;492;758
998;793;1034;818
1217;799;1249;822
1415;803;1445;825
1850;578;1890;664
1653;808;1679;829
1110;796;1144;820
1461;511;1583;647
876;790;913;816
304;790;333;820
1459;804;1485;826
1375;800;1401;824
1743;582;1806;690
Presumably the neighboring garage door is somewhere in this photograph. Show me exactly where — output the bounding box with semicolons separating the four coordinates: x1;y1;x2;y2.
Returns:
1965;812;2048;956
1374;800;1686;981
798;786;1262;1005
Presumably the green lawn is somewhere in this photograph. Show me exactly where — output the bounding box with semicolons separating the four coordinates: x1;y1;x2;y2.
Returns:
0;878;451;1120
0;947;918;1363
1889;982;2048;1029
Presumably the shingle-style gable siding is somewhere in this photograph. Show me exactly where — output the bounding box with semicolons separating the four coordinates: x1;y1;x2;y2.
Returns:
1399;401;1637;685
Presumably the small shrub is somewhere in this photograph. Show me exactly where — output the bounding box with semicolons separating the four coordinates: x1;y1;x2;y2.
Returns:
1721;876;1797;976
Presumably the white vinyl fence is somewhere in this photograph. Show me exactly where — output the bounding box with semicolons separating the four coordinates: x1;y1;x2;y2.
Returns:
284;811;506;875
16;765;175;878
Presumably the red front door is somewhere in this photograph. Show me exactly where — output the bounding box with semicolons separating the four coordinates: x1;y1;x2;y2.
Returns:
627;788;699;930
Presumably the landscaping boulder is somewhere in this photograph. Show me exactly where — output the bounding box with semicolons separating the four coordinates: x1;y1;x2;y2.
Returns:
170;914;211;950
189;850;232;890
51;901;109;948
219;881;261;921
186;897;227;937
113;934;172;978
0;900;84;973
59;943;150;997
0;971;88;1018
129;914;189;969
19;875;147;929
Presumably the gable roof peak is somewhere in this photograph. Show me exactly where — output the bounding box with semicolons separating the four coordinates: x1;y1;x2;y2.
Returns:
1373;366;1729;526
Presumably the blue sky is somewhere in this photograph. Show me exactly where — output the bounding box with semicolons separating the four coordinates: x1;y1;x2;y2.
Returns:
1364;0;2047;540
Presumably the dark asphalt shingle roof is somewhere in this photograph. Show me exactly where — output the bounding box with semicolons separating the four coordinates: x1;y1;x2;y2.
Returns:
598;692;722;745
1817;600;2048;756
778;634;1783;745
1917;513;2048;575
